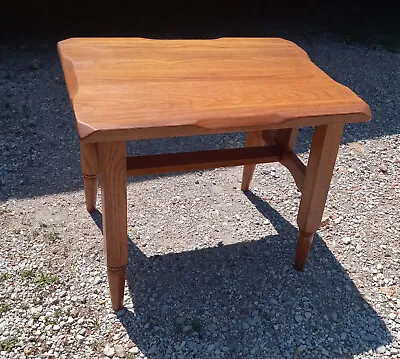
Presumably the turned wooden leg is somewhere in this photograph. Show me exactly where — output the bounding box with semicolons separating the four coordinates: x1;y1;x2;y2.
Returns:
98;141;128;311
294;123;344;270
241;131;265;191
80;143;98;212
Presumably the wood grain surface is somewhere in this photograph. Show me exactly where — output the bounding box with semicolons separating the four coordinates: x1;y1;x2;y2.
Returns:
58;38;371;142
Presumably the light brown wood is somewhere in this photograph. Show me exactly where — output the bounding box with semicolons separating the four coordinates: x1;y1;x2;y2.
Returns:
294;123;344;270
276;128;299;152
98;142;127;311
127;145;281;177
80;143;98;212
241;131;265;191
58;38;371;142
280;152;306;192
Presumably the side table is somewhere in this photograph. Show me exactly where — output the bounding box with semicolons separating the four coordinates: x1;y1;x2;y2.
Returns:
58;38;370;310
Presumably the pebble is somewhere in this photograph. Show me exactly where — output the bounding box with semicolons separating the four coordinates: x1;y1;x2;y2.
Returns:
320;213;330;227
332;312;338;322
114;344;125;357
76;334;85;343
103;345;115;357
93;276;103;285
130;347;140;354
379;163;388;173
342;236;352;245
295;314;303;323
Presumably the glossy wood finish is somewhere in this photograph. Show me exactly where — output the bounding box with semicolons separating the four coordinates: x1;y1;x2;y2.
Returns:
58;38;370;143
294;123;345;270
58;38;372;310
127;146;281;177
98;142;127;310
80;143;98;212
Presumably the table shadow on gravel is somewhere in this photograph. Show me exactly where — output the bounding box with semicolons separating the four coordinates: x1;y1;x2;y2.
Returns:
91;192;392;359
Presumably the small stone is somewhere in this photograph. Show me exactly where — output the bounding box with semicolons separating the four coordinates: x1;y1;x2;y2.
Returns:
76;334;85;343
129;347;140;354
349;142;366;154
342;236;352;245
114;345;125;357
305;312;312;320
333;217;342;225
295;314;303;323
320;212;330;227
297;345;307;353
59;290;67;298
103;345;115;357
93;276;102;285
379;163;388;173
207;344;215;352
70;308;79;317
331;312;338;322
376;345;386;354
376;263;383;271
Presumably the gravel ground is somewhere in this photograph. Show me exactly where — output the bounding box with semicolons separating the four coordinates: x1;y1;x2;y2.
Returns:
0;34;399;359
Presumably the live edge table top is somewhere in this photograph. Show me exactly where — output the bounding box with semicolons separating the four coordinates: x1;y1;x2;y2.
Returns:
58;37;371;142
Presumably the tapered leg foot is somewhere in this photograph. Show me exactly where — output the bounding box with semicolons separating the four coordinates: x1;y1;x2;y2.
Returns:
98;141;128;311
107;266;126;311
294;231;314;271
241;166;257;191
241;131;265;191
294;123;344;270
83;175;98;212
80;143;98;213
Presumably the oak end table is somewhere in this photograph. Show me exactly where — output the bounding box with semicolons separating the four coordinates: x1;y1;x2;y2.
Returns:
58;38;371;311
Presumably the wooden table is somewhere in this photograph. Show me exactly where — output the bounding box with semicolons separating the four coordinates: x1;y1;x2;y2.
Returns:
58;38;370;311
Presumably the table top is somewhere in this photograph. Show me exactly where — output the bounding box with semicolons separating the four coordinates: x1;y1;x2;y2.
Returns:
58;38;371;142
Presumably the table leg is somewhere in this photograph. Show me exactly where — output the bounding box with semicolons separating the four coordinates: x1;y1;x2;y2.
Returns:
98;141;128;311
294;123;344;270
80;143;98;212
241;131;265;191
